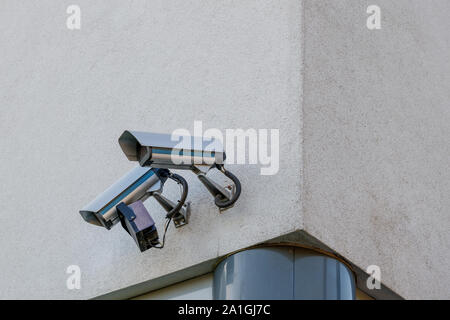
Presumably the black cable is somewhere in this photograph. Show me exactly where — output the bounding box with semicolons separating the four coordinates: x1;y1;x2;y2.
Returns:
153;216;172;249
153;171;188;249
165;173;188;218
214;165;241;208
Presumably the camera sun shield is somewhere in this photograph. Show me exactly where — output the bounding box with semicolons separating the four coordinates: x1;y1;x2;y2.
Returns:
79;167;160;229
118;130;225;169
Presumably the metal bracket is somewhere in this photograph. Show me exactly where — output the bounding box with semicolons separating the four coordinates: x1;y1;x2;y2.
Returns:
191;166;235;212
146;177;190;228
153;193;191;228
146;179;164;195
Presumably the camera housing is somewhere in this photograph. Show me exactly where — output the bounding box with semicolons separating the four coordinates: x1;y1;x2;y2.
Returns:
118;130;225;170
119;130;241;211
79;129;241;253
79;165;190;252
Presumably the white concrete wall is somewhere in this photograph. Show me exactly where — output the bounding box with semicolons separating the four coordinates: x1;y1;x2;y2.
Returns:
133;274;213;300
302;0;450;299
0;1;302;299
0;0;448;300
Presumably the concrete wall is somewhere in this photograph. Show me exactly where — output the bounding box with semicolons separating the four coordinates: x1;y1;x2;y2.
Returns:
0;0;448;300
302;0;450;299
0;1;302;299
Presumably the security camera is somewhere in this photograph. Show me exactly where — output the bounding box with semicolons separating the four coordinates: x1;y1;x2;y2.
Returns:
118;130;225;169
79;166;189;251
118;130;241;210
80;166;158;229
79;129;242;253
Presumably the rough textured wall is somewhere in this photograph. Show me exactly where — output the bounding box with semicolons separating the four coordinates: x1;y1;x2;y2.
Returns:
302;0;450;299
0;1;302;299
2;0;447;300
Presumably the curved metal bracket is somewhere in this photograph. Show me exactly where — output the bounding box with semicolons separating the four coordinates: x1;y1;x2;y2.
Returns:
153;193;191;228
145;171;190;227
191;165;238;211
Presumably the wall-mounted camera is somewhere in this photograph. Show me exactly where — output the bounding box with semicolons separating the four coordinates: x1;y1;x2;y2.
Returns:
79;166;189;251
79;130;241;252
119;130;241;210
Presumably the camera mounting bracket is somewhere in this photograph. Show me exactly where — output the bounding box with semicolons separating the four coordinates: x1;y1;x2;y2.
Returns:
146;169;190;227
153;193;191;228
191;165;239;212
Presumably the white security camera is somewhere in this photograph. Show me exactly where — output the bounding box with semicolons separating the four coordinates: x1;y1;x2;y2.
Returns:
79;130;242;253
118;130;225;169
79;166;189;252
118;130;241;210
80;167;159;229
